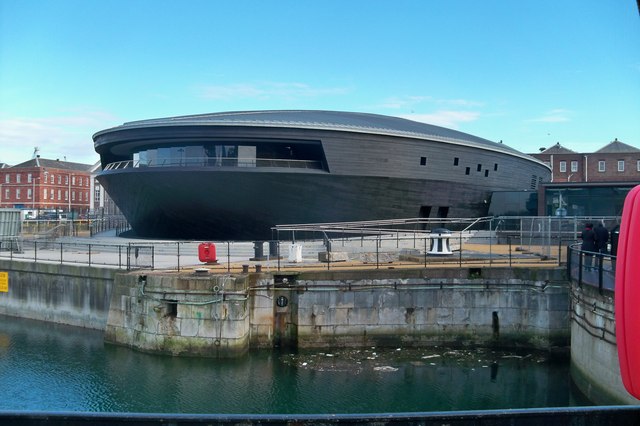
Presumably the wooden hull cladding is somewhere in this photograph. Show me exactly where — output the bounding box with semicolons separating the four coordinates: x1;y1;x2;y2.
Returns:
93;110;551;240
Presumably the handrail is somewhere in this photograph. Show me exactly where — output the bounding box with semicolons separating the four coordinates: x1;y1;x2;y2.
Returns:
102;157;325;171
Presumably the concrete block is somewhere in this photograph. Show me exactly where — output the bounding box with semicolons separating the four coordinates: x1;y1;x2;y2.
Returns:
318;251;349;262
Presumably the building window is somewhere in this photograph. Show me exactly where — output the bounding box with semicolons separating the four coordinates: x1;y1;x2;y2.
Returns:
4;189;8;200
637;160;640;172
598;161;605;172
16;189;20;200
50;189;54;199
484;170;489;177
420;157;427;166
58;190;62;200
559;161;566;172
453;157;459;166
65;190;68;201
543;161;551;168
58;175;62;184
4;175;9;184
494;163;498;171
50;174;54;184
28;188;32;200
16;174;21;183
465;167;470;175
571;161;578;172
477;164;482;172
27;173;32;183
618;160;625;172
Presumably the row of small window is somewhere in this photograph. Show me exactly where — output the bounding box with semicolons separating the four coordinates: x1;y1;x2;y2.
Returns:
3;188;90;202
549;160;640;173
2;173;89;186
419;157;499;175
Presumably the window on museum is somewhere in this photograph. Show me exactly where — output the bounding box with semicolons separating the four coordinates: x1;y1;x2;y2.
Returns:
57;190;61;200
44;189;48;200
559;161;566;172
50;189;54;199
484;170;489;177
598;161;605;172
453;157;459;166
4;188;8;200
28;188;32;200
58;175;61;184
27;173;32;183
494;163;498;171
4;175;9;184
50;174;54;184
477;164;482;172
637;160;640;172
465;167;470;175
571;161;578;172
420;156;427;166
16;174;21;183
65;190;68;201
16;189;21;200
618;160;625;172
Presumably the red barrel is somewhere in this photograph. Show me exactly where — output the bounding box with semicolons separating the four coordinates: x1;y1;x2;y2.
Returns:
198;242;217;263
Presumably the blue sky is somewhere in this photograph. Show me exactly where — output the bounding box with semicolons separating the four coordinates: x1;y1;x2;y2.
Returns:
1;0;639;165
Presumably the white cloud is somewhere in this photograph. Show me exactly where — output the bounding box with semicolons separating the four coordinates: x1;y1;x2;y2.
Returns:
399;110;481;128
527;109;572;123
0;110;118;166
196;82;351;101
379;96;483;110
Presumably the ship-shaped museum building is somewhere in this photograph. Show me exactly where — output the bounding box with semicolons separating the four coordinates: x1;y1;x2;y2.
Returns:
93;110;551;240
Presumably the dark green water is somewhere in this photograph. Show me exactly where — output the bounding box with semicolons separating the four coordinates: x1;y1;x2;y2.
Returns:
0;316;591;414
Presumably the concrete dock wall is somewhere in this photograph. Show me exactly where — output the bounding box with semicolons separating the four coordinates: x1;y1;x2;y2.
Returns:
570;283;639;405
250;268;570;351
104;272;250;357
0;259;116;330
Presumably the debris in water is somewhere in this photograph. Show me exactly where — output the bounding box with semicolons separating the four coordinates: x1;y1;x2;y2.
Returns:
373;366;398;372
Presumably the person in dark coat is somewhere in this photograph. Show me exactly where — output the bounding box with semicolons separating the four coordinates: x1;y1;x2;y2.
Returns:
580;222;597;268
595;222;609;254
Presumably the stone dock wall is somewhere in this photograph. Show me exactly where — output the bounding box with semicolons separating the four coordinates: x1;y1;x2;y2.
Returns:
0;259;116;329
0;259;635;404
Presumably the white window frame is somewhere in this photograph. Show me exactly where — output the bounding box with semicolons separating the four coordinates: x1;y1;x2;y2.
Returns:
571;161;578;172
598;160;606;172
559;161;566;172
618;160;625;172
637;160;640;172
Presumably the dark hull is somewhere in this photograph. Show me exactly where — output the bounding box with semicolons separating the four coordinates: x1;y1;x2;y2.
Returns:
98;168;492;240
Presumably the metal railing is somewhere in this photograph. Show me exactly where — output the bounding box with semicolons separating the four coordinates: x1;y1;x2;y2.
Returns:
0;216;621;273
103;157;325;171
567;243;616;294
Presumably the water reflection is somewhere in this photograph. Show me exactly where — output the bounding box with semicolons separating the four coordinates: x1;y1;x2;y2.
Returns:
0;316;591;414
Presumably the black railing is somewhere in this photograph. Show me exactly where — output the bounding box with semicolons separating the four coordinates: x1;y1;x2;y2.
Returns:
103;157;325;171
567;243;616;293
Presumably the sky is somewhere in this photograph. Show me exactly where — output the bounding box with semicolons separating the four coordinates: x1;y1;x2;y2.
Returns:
1;0;639;166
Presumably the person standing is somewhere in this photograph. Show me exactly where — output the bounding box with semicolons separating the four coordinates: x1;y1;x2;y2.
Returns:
595;222;610;254
580;222;597;269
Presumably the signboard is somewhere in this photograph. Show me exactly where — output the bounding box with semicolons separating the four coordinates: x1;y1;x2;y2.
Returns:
0;272;8;292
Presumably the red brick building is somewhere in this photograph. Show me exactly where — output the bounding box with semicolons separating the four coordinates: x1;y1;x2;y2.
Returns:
0;157;93;218
532;139;640;183
531;139;640;216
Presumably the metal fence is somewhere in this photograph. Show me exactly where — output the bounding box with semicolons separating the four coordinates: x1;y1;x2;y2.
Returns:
567;243;616;294
0;216;621;273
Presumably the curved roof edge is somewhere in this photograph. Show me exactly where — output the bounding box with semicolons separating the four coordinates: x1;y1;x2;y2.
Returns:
93;110;550;168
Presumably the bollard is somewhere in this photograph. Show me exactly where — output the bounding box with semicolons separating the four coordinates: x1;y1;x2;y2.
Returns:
242;264;249;273
255;264;262;273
